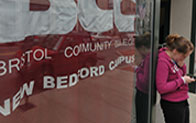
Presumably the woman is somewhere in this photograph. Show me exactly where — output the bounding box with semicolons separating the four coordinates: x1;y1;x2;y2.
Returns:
156;34;195;123
135;33;151;123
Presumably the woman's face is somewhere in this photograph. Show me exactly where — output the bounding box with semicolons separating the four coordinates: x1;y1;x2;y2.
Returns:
137;46;150;57
172;49;192;62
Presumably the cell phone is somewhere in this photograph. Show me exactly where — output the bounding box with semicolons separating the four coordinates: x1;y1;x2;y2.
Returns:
187;74;196;79
187;74;196;93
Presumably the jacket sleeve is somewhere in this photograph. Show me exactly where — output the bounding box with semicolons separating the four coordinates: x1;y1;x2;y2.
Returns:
136;55;150;89
156;60;184;94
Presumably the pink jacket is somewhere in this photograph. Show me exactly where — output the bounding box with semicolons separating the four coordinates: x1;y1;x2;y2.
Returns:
136;54;150;94
156;48;189;102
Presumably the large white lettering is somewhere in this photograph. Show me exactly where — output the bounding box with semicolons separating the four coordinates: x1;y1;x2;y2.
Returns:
114;0;136;32
44;65;105;89
0;0;136;43
64;41;112;58
109;55;135;70
0;99;10;116
0;0;77;43
0;81;34;116
0;48;51;77
78;0;113;32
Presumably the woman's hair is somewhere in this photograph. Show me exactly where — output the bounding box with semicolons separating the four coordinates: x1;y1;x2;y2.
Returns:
135;32;151;49
166;34;194;54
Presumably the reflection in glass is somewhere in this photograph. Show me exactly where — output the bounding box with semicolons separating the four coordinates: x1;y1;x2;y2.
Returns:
132;0;153;122
134;33;151;123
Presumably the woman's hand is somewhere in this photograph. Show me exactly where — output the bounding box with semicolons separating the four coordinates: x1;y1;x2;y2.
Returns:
183;75;195;83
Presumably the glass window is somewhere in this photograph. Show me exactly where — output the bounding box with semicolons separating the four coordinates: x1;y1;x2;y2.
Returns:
132;0;153;123
0;0;153;123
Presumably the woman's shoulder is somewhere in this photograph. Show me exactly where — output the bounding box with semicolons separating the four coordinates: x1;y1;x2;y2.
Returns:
157;53;172;67
158;52;170;62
